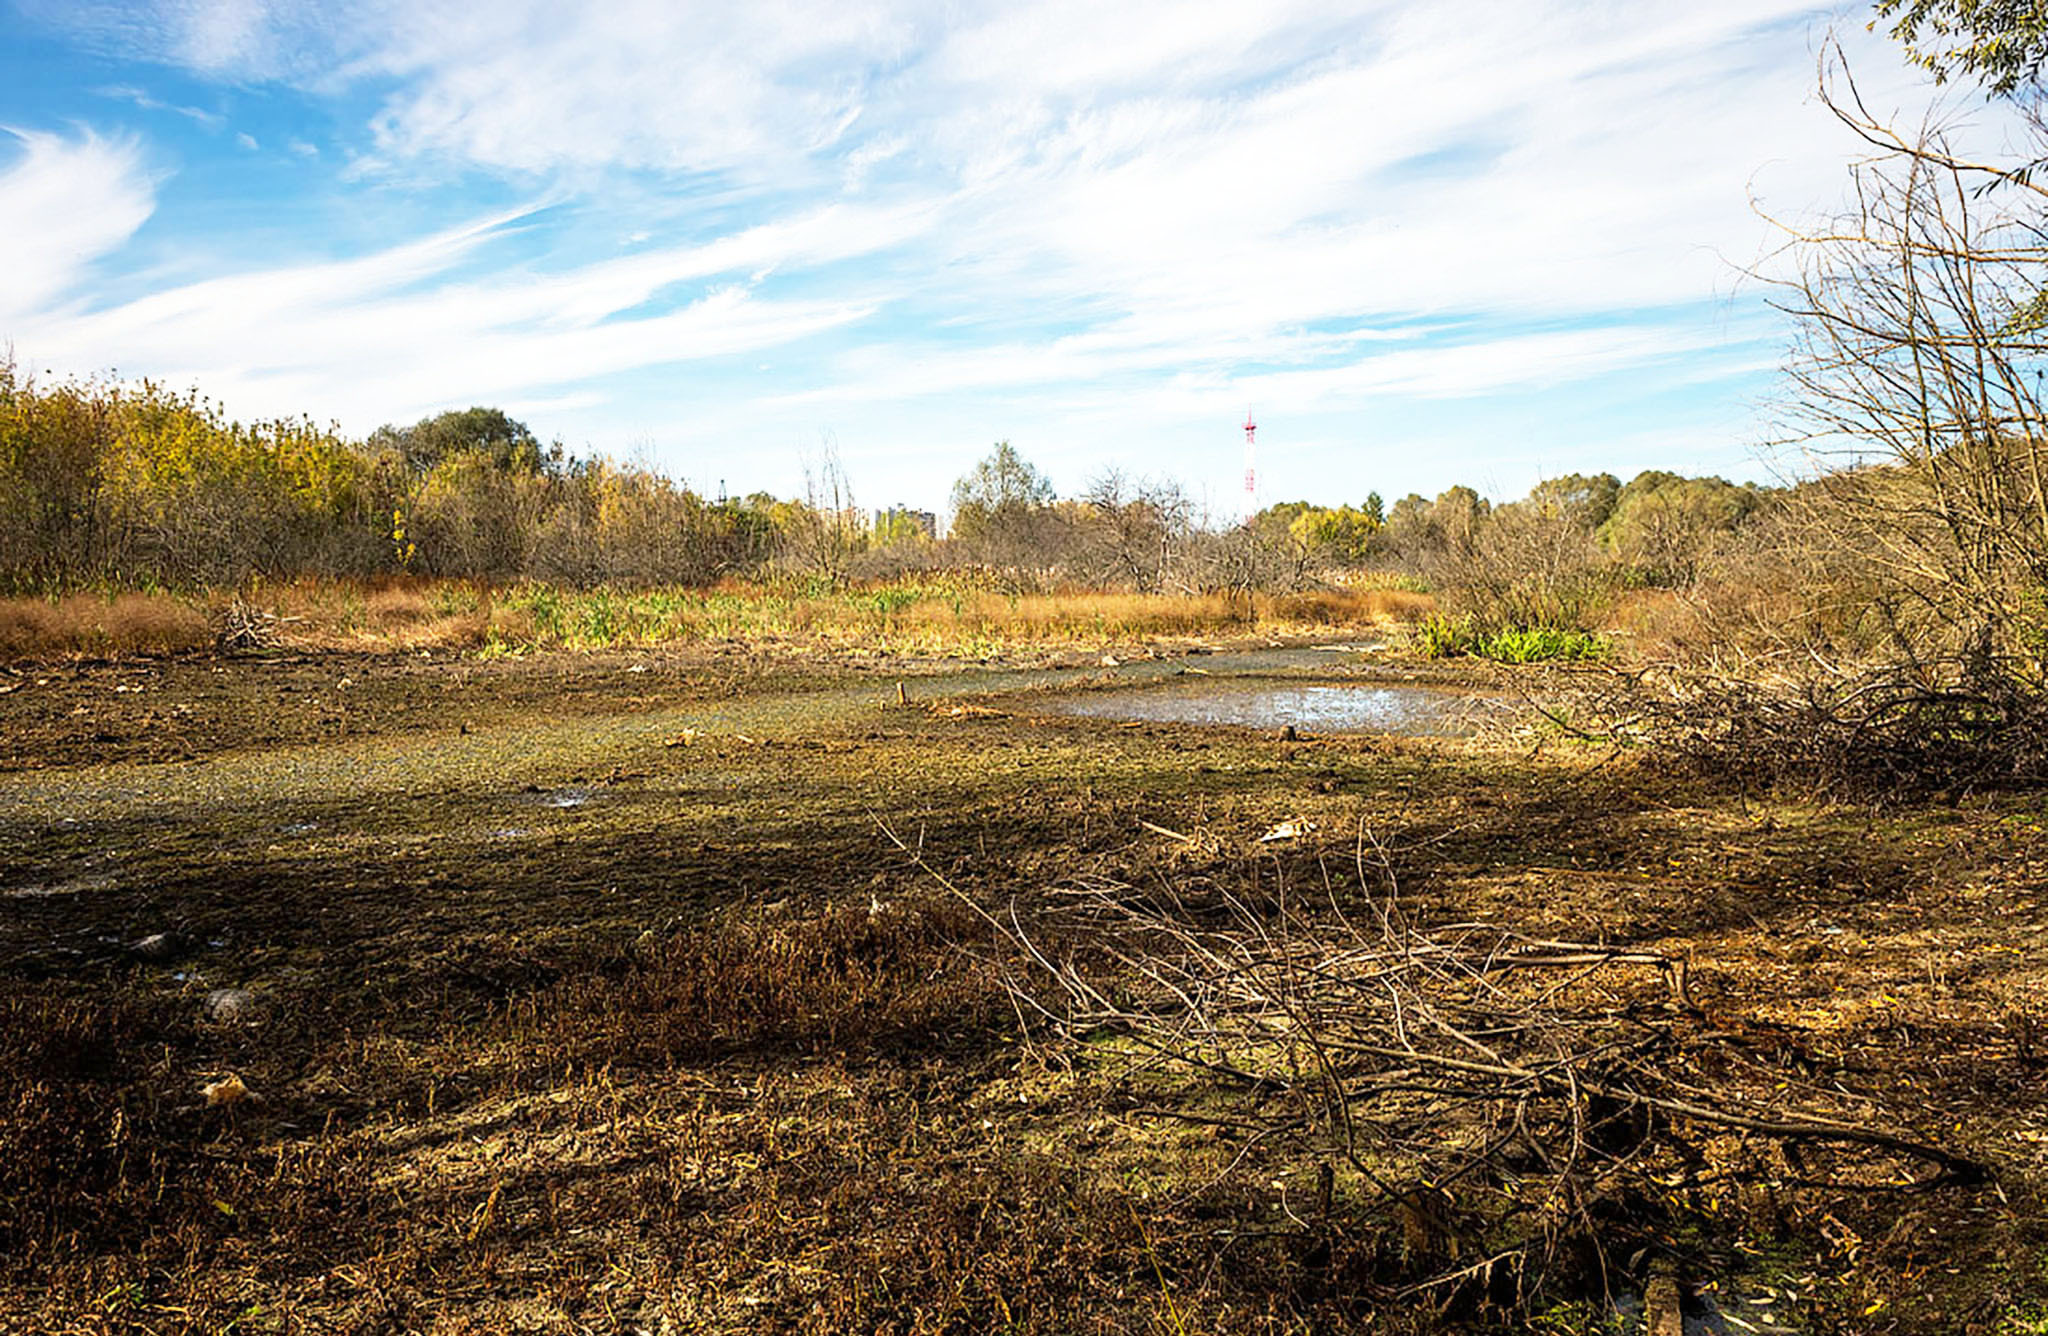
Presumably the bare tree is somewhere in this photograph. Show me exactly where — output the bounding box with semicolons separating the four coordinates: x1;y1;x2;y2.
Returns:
1766;57;2048;691
1078;468;1189;592
782;441;866;582
1610;53;2048;791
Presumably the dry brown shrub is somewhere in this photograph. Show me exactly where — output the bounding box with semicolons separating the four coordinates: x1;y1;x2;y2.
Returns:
486;602;535;644
92;593;211;655
915;587;1436;641
1602;588;1705;660
892;590;1239;640
1268;588;1433;625
0;593;210;660
1367;588;1436;622
0;599;61;658
267;578;494;650
364;585;433;626
407;612;491;649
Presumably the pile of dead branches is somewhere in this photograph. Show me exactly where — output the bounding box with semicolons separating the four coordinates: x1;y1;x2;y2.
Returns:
947;833;1987;1316
213;597;278;652
1524;660;2048;800
1662;668;2048;799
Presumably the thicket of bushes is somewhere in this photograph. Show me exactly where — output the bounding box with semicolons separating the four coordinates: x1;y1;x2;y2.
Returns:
1371;470;1768;654
13;348;2040;741
0;365;772;594
0;364;1766;629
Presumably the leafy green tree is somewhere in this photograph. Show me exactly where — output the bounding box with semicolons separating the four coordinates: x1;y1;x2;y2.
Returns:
369;407;558;477
1286;505;1381;567
949;441;1055;542
1428;485;1490;555
873;510;933;547
1524;472;1621;530
1379;489;1480;566
1876;0;2048;96
1384;492;1431;538
1599;472;1764;586
1251;500;1313;539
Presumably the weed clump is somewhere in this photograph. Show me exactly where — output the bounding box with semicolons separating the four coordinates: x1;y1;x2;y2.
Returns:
1418;612;1603;663
513;900;1003;1068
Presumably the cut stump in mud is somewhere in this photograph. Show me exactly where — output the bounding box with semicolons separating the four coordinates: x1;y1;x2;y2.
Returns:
1644;1266;1684;1336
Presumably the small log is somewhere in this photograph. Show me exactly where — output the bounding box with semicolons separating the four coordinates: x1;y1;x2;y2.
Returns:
1644;1263;1683;1336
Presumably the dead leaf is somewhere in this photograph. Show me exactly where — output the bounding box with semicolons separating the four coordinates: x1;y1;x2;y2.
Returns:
930;703;1006;719
202;1073;252;1107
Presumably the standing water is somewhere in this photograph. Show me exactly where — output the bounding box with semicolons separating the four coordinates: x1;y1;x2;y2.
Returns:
1047;682;1498;736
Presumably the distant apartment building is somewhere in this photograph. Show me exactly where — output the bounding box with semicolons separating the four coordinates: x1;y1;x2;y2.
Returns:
873;505;938;541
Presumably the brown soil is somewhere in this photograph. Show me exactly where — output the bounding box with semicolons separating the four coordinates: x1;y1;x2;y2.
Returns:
2;646;2044;1333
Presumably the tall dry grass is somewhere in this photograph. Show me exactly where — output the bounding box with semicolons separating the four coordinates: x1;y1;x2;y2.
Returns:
884;587;1425;642
0;578;1433;661
0;593;211;659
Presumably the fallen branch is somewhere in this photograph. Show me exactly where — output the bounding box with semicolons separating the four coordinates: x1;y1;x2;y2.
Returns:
899;816;1994;1311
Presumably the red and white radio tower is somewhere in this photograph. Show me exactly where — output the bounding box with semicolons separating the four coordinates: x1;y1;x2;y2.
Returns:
1242;406;1258;521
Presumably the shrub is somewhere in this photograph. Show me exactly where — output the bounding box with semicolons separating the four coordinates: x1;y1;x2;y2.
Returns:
1418;613;1603;663
0;592;211;659
1480;626;1604;663
1418;613;1476;659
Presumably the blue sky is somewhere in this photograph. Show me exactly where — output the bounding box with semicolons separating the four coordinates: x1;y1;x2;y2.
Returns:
0;1;2014;515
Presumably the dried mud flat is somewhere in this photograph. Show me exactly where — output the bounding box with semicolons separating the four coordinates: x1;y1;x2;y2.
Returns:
2;644;2046;1334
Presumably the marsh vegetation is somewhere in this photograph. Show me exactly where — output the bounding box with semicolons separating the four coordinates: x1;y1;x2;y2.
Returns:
8;12;2048;1334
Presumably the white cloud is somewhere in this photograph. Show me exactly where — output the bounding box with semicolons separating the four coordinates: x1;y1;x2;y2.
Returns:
92;83;225;128
4;0;2023;504
0;129;156;324
11;198;910;428
354;0;925;177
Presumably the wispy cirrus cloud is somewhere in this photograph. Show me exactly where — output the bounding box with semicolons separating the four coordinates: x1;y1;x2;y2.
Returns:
0;128;156;323
16;197;906;424
92;83;224;128
0;1;2014;503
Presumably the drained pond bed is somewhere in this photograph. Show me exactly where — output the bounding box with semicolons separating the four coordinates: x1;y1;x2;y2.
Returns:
0;647;2042;1334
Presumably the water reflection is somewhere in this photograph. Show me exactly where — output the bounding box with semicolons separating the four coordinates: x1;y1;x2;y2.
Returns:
1048;682;1497;736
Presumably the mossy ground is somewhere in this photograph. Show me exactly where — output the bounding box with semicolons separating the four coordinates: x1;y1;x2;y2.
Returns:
2;641;2044;1332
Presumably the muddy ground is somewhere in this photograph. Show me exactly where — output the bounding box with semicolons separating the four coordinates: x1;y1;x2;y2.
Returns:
2;642;2045;1333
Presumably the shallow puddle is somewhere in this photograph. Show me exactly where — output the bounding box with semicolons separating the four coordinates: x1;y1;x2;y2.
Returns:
5;874;116;899
520;787;596;810
1610;1286;1800;1335
1047;681;1499;736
